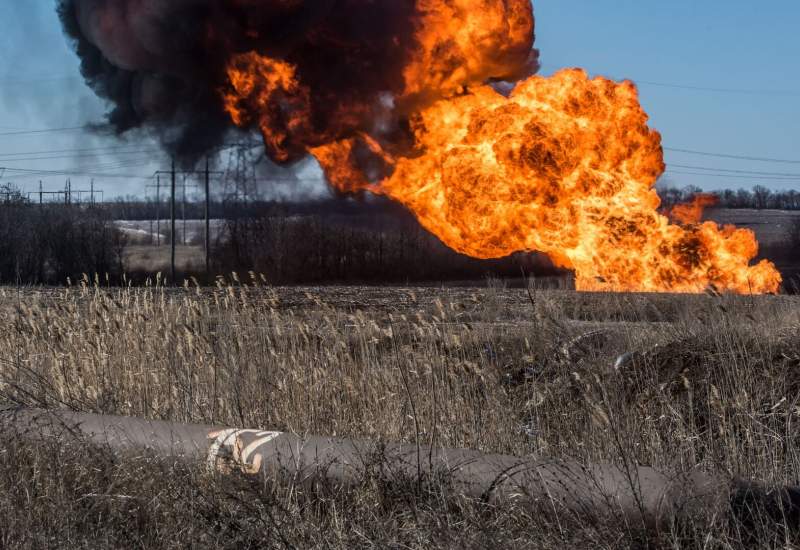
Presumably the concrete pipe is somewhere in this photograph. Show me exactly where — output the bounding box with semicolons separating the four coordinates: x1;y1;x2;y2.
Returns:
1;407;797;534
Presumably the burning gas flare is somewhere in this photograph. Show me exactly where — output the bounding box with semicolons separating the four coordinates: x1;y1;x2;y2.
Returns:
223;67;780;293
381;70;780;293
58;0;781;293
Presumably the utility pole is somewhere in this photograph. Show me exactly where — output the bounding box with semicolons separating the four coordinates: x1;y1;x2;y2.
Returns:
171;158;176;283
156;175;161;247
152;163;222;282
205;156;211;275
90;179;95;206
182;174;187;246
39;181;42;206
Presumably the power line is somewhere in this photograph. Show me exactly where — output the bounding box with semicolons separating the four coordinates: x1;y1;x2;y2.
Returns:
0;125;91;137
0;140;242;159
0;152;167;174
636;80;800;96
0;75;81;85
665;170;800;182
664;147;800;165
668;164;800;178
4;142;799;184
539;64;800;97
1;164;155;181
0;144;158;158
0;149;162;163
6;154;158;171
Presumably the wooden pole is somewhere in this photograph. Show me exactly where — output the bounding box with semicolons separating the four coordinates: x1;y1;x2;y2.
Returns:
182;174;187;246
171;159;176;283
205;156;211;275
156;175;161;247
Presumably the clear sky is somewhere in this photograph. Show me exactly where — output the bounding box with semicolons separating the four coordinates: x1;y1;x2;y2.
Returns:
1;1;799;198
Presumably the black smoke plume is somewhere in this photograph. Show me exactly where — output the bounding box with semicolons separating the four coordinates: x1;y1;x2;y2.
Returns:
57;0;538;165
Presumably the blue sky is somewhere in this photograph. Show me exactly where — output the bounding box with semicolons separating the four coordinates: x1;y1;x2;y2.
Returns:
0;1;798;198
534;0;800;192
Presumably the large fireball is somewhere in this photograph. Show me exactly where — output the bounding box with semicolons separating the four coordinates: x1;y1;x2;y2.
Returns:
378;70;780;293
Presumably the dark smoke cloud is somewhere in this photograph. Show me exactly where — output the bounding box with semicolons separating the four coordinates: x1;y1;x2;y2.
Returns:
58;0;231;161
58;0;538;166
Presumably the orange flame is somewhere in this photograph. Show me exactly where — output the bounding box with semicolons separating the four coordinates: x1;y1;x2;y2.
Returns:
670;193;718;225
401;0;536;101
223;53;311;163
220;12;781;295
375;70;780;293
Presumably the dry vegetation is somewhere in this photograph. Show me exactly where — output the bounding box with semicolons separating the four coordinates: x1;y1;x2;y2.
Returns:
123;244;206;275
0;279;798;548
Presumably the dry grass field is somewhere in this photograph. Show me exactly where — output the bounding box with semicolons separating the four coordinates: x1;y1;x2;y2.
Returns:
122;244;207;275
0;280;798;548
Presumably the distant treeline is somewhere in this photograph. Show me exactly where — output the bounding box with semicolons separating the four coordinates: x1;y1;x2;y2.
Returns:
0;186;123;285
2;184;560;285
2;180;798;286
658;185;800;211
213;202;560;285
